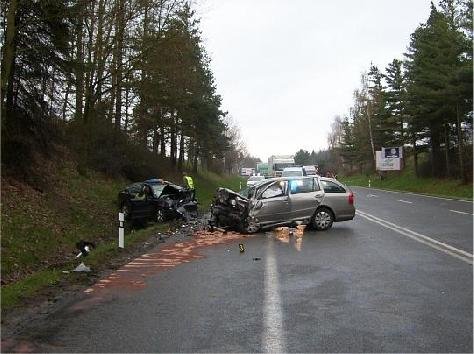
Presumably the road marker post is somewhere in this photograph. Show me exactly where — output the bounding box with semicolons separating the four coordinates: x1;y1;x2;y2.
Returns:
368;179;371;188
118;212;125;248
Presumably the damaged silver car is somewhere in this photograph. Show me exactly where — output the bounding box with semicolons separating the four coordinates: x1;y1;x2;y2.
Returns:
209;177;325;233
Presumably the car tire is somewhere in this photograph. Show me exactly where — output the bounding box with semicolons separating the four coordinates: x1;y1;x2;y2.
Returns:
156;208;166;223
312;207;334;231
243;219;259;234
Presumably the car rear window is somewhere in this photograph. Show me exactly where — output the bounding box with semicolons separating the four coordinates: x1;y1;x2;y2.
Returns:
321;180;346;193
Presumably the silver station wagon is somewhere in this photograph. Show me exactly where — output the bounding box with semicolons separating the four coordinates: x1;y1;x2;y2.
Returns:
210;176;355;233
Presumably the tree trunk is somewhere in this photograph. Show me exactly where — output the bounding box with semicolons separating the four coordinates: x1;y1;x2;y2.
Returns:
123;83;130;132
75;3;85;121
178;133;185;169
113;0;125;130
430;125;442;178
62;81;72;121
170;116;177;165
413;138;418;177
456;102;465;181
366;103;376;170
94;0;106;102
160;126;166;156
1;0;19;117
193;145;199;173
152;129;159;154
444;123;450;177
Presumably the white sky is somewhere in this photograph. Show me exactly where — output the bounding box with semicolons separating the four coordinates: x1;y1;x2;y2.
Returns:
198;0;432;161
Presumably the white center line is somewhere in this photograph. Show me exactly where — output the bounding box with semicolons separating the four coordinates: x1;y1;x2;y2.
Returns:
263;241;286;353
398;199;413;204
449;209;473;215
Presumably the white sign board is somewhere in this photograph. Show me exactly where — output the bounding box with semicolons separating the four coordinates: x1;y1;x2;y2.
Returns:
376;151;401;171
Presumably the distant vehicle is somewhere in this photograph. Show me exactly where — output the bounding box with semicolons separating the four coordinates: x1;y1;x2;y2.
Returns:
256;162;269;177
240;167;255;176
303;165;318;176
312;177;355;230
118;179;197;224
210;176;325;233
246;175;265;186
281;167;304;177
268;155;295;177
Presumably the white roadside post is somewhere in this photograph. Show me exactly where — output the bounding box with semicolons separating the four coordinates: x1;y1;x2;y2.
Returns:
118;212;124;248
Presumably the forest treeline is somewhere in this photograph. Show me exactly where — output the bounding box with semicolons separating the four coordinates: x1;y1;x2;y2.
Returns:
323;0;472;181
1;0;246;181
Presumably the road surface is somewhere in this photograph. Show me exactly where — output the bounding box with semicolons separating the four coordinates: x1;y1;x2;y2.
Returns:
3;188;473;353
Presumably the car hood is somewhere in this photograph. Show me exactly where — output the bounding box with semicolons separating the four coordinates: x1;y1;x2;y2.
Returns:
214;187;249;203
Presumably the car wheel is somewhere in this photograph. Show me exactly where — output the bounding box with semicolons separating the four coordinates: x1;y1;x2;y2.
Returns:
312;208;334;231
121;204;131;221
156;209;166;223
244;219;259;234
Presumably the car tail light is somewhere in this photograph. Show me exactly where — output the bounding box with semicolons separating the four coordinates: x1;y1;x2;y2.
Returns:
348;192;354;205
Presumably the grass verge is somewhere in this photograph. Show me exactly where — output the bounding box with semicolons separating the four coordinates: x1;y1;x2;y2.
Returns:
340;174;472;200
1;165;243;311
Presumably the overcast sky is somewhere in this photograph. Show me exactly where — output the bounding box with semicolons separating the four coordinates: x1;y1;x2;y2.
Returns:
197;0;432;161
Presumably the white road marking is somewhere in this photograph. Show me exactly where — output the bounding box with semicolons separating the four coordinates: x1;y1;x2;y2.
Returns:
449;209;473;216
356;210;473;265
398;199;413;204
263;241;286;353
366;194;378;198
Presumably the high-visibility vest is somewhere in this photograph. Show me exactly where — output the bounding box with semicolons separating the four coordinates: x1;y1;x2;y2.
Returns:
183;176;194;189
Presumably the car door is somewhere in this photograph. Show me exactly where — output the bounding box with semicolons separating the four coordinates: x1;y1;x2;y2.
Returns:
320;179;353;220
128;183;154;219
289;177;324;220
252;181;291;226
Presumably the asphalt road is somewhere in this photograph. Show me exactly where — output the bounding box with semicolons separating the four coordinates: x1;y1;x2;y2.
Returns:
4;188;473;353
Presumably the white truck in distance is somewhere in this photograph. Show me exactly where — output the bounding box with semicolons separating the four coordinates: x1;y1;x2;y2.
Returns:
268;155;295;177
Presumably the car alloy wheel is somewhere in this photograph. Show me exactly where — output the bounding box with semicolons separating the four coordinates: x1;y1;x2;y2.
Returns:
156;209;165;223
244;218;259;234
313;209;333;231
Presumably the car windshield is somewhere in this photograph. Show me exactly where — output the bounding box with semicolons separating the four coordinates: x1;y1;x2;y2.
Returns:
239;185;255;199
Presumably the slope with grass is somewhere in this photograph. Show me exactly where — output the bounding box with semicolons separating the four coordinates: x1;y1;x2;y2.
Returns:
1;161;243;310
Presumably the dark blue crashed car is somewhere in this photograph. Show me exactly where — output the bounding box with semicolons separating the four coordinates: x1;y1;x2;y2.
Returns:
118;179;198;223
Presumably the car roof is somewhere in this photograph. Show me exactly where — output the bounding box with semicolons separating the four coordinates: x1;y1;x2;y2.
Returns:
144;178;168;184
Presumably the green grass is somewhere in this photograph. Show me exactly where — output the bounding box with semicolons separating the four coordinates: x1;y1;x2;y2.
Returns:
1;165;243;311
340;174;472;200
194;171;245;210
1;270;62;308
1;223;169;310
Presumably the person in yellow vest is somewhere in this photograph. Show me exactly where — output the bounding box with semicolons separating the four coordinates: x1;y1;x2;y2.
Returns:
182;172;195;199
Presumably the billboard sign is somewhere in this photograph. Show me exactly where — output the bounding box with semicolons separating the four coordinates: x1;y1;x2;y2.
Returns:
376;151;401;171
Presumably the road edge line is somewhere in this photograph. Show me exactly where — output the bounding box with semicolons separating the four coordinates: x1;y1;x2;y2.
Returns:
356;210;473;265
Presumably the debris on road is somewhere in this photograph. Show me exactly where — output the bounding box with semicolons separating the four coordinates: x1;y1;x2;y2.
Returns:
75;240;95;258
73;262;91;272
81;228;252;297
239;243;245;253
